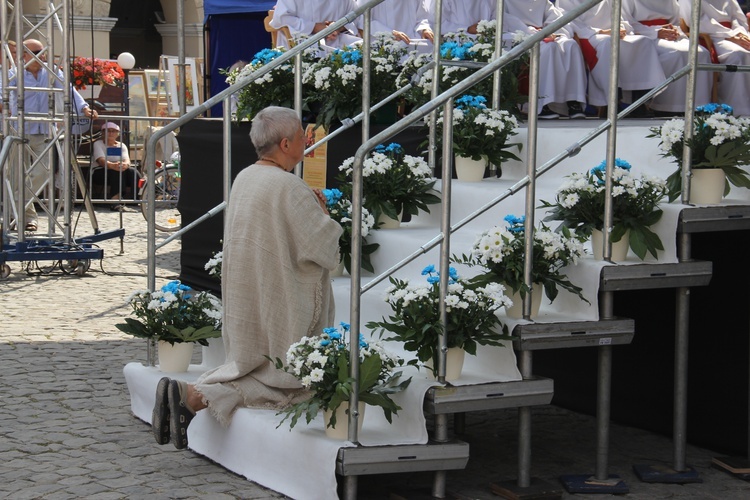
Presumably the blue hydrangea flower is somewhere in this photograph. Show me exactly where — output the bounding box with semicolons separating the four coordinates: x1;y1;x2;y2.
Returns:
421;264;436;275
440;41;474;60
427;275;440;284
319;339;331;347
696;103;733;115
591;158;632;176
456;95;487;110
332;48;362;65
322;188;343;208
251;48;283;66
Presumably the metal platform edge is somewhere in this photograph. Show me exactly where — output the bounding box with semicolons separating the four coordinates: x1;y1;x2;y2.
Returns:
424;376;554;415
512;318;635;351
678;204;750;233
599;260;712;291
335;438;470;476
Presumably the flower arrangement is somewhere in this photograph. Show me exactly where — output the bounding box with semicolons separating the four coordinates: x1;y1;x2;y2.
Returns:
649;103;750;201
338;142;440;224
437;94;521;167
322;188;379;273
204;248;222;280
116;280;222;345
70;57;125;90
268;323;412;429
303;46;364;129
224;48;295;121
539;159;668;260
366;265;512;373
369;32;408;106
455;214;587;304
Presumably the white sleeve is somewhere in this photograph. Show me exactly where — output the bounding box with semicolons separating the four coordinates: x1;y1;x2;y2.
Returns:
270;0;315;36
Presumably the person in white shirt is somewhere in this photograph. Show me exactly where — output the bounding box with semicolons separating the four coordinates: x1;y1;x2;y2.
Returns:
360;0;434;44
623;0;712;114
558;0;667;116
679;0;750;115
504;0;589;119
270;0;362;49
427;0;496;35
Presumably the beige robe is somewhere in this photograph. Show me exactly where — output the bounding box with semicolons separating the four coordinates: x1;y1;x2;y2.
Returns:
195;164;342;426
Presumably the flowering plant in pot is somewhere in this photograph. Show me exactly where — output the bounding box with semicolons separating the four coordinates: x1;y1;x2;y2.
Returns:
539;159;668;260
268;323;412;431
366;265;512;377
455;215;588;308
70;56;125;90
648;103;750;201
338;142;440;225
322;188;379;273
436;94;521;171
204;247;222;280
116;280;222;345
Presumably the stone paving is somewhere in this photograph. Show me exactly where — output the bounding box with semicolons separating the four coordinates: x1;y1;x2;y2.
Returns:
2;208;750;499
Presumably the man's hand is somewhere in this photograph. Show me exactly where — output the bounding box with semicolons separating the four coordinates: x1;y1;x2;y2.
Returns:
392;30;410;44
728;33;750;51
83;106;98;119
312;188;329;215
421;29;434;43
657;25;680;41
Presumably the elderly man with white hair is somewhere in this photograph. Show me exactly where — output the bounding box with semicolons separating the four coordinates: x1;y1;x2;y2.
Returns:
270;0;362;49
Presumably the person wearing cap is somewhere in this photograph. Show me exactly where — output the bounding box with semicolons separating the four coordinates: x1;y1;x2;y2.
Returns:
92;121;139;211
1;38;98;231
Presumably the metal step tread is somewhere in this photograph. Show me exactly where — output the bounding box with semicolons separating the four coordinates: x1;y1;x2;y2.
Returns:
678;204;750;233
512;317;635;351
424;376;554;415
599;260;712;291
336;438;470;476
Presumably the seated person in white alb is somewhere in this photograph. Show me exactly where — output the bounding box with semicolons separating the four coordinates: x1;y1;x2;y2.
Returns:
428;0;496;36
624;0;712;114
504;0;588;119
359;0;434;48
558;0;667;117
270;0;362;49
679;0;750;116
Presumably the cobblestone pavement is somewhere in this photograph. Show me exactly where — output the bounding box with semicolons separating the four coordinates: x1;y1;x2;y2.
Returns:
2;208;750;499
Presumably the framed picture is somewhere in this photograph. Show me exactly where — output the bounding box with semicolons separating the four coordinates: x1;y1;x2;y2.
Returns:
144;69;168;101
127;70;150;143
166;56;200;114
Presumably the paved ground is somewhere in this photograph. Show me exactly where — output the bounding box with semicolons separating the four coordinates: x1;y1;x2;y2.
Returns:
2;207;750;499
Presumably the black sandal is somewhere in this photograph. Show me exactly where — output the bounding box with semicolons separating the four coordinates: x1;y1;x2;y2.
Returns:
168;379;196;449
152;377;171;445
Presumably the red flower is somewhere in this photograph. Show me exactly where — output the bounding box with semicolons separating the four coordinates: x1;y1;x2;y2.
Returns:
70;57;125;90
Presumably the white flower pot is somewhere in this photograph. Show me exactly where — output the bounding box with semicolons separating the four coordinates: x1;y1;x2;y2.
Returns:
690;168;725;205
324;401;365;440
506;285;543;320
158;340;194;373
426;347;466;382
455;155;487;182
591;229;630;262
201;335;225;369
377;212;401;229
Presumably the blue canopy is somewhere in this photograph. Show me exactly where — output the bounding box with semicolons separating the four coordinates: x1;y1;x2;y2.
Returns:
204;0;276;20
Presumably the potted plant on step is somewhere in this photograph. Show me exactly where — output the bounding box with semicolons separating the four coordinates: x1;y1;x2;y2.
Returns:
366;265;512;381
455;214;588;319
649;103;750;204
322;188;379;275
268;323;411;439
116;280;222;372
539;158;668;262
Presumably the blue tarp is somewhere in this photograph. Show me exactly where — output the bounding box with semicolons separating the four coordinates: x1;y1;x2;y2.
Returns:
203;0;276;20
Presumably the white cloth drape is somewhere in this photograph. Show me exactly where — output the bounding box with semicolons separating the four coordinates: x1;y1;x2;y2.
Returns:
270;0;362;49
359;0;432;40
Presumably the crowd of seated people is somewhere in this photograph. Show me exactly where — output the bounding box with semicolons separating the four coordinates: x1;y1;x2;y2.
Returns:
267;0;750;117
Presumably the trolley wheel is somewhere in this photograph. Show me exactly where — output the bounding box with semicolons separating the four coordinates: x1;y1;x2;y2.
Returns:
1;263;10;279
75;260;90;276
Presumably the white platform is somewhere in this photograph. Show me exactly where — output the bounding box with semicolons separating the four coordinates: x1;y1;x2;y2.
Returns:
125;119;750;498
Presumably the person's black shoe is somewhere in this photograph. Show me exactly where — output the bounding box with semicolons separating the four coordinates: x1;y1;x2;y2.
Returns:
152;377;171;445
538;105;560;120
168;379;196;450
567;101;586;119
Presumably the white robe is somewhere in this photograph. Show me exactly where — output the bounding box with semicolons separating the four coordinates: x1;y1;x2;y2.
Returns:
679;0;750;115
195;165;343;426
504;0;588;108
360;0;432;39
428;0;496;34
558;0;667;106
623;0;712;111
270;0;362;49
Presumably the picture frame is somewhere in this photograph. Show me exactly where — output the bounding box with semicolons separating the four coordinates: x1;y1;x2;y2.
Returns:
144;69;168;101
127;70;151;144
166;56;200;114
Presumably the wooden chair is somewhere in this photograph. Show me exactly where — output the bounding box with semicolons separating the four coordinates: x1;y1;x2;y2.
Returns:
680;18;720;102
264;9;295;48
